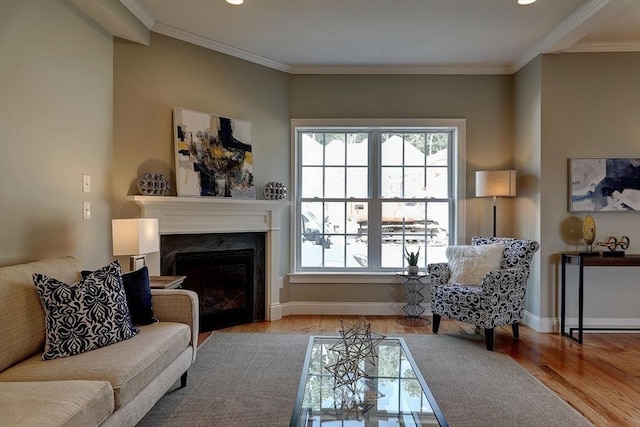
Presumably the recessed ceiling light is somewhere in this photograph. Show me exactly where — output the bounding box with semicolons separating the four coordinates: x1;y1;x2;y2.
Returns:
226;0;244;5
517;0;537;5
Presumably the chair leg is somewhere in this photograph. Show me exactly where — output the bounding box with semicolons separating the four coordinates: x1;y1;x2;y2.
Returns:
432;314;441;333
180;371;188;388
484;328;494;351
512;322;519;340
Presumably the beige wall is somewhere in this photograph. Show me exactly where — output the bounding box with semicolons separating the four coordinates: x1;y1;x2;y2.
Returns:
540;53;640;327
290;74;514;303
514;56;543;317
0;0;114;268
515;52;640;330
112;32;291;277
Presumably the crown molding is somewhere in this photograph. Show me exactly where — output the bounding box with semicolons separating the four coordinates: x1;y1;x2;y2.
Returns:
289;64;511;75
510;0;631;73
152;22;292;73
119;0;155;29
564;41;640;53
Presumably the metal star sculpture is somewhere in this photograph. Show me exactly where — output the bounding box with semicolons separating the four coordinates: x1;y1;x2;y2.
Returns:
324;316;386;420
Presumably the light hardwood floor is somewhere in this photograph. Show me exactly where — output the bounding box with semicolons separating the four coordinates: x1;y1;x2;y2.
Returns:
200;315;640;427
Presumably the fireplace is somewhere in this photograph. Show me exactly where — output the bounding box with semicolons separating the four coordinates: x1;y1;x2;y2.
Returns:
127;196;289;322
161;232;265;331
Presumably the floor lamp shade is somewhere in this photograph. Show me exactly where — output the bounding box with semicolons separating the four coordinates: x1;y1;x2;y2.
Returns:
476;170;516;237
112;218;159;270
475;170;516;197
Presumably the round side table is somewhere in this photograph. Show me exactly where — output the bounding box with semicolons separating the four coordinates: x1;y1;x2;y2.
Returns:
396;272;431;327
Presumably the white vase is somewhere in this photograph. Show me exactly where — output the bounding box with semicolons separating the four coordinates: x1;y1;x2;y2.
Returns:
408;265;419;274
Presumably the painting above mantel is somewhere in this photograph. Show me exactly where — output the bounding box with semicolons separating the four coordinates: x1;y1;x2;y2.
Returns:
173;107;256;199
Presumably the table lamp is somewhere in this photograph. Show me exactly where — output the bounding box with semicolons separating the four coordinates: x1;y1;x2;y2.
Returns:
112;218;159;271
475;170;516;237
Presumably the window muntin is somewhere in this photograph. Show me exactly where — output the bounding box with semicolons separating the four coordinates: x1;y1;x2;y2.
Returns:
296;126;457;272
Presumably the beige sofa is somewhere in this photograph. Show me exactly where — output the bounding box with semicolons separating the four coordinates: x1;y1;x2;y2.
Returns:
0;256;199;426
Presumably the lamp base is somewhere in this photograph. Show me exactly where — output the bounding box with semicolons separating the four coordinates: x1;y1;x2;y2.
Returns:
130;255;147;271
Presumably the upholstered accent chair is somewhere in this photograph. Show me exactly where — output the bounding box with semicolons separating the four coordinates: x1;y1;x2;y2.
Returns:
427;236;540;350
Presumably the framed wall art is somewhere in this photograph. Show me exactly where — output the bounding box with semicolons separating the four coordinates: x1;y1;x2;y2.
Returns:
173;107;255;199
569;157;640;212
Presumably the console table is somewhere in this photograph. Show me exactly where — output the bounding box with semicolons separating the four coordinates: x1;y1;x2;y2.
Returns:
561;253;640;344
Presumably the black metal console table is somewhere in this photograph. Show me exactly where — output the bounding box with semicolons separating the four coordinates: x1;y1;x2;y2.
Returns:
561;252;640;344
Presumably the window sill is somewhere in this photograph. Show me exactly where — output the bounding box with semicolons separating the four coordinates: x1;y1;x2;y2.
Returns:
288;272;429;284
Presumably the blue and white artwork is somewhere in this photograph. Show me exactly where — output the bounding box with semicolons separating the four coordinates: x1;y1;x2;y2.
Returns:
570;158;640;212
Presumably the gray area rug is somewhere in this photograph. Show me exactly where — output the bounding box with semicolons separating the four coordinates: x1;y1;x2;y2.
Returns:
138;332;591;427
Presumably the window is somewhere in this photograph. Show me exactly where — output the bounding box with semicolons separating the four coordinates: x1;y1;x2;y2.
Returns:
293;119;466;273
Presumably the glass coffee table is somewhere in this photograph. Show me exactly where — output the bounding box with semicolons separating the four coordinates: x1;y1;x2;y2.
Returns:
290;336;448;426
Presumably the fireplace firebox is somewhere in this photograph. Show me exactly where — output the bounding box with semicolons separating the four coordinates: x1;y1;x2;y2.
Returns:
161;232;265;331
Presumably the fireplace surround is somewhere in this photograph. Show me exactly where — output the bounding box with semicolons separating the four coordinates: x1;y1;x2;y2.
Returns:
127;196;289;321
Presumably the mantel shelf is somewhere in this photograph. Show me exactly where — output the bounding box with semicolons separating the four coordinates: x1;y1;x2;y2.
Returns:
126;195;291;211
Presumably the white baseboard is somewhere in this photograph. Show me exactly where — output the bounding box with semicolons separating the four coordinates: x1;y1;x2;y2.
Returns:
522;311;640;333
281;301;427;317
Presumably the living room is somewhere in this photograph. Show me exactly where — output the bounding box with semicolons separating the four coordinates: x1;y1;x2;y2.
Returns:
1;0;639;426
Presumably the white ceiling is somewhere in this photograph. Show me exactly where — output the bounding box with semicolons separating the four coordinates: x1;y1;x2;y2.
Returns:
120;0;640;74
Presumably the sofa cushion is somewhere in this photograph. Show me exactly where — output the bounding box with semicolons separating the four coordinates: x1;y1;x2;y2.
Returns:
0;380;114;427
82;266;158;326
0;256;82;371
0;322;191;409
446;244;504;285
33;260;139;360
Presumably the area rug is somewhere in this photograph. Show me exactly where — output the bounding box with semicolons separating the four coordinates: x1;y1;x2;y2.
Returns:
138;332;591;427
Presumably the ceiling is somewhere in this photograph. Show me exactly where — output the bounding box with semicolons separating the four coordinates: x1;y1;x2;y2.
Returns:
119;0;640;74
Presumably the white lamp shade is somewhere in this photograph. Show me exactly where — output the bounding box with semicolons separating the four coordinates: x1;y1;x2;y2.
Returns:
112;218;159;256
476;170;516;197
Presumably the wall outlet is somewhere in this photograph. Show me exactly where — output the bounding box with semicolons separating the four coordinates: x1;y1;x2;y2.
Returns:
83;201;91;219
82;174;91;193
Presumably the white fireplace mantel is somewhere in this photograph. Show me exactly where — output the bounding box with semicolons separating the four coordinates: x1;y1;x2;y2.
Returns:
126;195;290;321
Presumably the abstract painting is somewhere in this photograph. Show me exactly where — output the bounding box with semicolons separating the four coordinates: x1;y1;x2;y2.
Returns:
569;158;640;212
174;107;255;199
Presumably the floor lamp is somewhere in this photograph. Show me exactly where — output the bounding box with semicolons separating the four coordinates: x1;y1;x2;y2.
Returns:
112;218;159;271
475;170;516;237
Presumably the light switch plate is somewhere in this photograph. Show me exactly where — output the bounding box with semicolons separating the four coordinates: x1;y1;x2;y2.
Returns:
83;201;91;219
83;174;91;193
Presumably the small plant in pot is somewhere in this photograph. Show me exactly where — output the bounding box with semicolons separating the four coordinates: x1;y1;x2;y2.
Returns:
404;247;420;274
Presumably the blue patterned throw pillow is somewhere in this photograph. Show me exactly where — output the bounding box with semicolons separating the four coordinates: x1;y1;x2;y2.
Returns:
33;260;139;361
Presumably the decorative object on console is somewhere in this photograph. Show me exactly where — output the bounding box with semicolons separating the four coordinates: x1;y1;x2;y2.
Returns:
404;247;420;274
173;107;255;199
579;215;598;256
475;169;516;237
263;181;287;200
137;173;169;196
597;235;630;257
569;157;640;212
112;218;160;271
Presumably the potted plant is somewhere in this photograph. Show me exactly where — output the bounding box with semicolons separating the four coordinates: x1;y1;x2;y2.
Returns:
404;247;420;274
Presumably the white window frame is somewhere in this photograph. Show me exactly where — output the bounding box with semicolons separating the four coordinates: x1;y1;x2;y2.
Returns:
289;118;466;283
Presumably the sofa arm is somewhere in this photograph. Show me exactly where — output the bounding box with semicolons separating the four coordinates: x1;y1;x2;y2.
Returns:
427;262;450;286
151;289;199;362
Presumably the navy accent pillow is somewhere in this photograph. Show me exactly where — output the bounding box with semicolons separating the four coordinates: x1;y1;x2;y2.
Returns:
34;260;139;360
81;265;158;326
